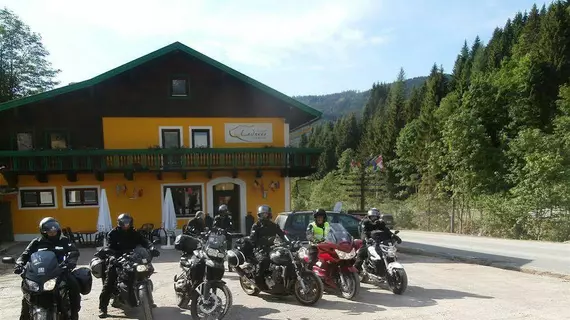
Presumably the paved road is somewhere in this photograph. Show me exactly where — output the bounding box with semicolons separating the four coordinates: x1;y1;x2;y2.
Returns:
398;230;570;276
1;246;568;320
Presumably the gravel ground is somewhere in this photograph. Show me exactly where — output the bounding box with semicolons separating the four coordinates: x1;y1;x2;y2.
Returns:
0;246;568;320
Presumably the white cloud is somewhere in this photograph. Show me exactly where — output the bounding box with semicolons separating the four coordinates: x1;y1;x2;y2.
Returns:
4;0;389;68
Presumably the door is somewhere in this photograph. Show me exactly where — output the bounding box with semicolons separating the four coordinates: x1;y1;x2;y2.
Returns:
160;128;182;167
0;202;14;243
213;184;240;232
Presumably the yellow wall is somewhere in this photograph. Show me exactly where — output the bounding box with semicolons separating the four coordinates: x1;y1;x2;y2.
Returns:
102;117;286;149
11;171;286;235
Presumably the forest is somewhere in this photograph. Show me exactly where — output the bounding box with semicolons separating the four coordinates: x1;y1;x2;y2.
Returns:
293;1;570;242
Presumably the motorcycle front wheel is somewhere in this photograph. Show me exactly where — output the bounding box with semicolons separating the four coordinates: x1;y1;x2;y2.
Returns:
389;268;408;295
30;306;55;320
293;271;324;306
190;282;233;320
338;272;360;300
139;285;154;320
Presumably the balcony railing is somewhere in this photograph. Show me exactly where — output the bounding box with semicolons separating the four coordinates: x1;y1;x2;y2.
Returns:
0;148;321;173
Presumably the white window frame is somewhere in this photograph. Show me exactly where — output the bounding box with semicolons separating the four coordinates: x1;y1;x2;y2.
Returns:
158;126;184;148
189;126;213;148
62;185;101;209
18;186;58;210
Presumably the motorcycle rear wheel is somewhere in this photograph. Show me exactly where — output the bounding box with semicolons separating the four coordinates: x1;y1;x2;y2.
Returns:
339;272;360;300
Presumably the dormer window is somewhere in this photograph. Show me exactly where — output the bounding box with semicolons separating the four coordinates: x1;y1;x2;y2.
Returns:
171;77;189;97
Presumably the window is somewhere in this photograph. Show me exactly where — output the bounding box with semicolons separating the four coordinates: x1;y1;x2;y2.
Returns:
163;185;203;218
19;188;57;209
160;127;182;148
49;132;67;149
189;127;212;148
289;213;308;232
63;187;99;208
171;78;189;96
16;132;34;150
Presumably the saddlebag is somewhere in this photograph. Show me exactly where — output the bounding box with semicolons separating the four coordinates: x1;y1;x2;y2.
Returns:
73;267;93;295
174;234;201;253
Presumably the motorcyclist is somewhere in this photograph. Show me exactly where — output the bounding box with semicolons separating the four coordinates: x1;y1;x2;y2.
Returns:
98;214;160;318
15;217;81;320
249;205;288;289
306;209;330;270
213;204;234;250
185;211;207;236
354;208;401;272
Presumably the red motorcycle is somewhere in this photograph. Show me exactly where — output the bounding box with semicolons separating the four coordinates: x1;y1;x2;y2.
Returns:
299;223;361;300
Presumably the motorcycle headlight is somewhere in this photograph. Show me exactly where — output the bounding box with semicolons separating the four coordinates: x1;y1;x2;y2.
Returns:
136;265;148;272
25;279;40;292
206;247;221;258
335;248;356;260
43;278;57;291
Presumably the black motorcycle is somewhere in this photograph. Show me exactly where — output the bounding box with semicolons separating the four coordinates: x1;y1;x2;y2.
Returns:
358;230;408;294
90;245;158;320
173;228;233;320
3;251;93;320
227;236;324;306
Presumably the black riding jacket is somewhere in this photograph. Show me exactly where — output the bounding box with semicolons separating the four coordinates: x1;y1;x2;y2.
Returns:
107;227;151;256
250;220;287;249
16;235;80;266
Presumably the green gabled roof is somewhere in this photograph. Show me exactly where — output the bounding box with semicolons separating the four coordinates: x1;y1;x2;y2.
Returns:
0;41;322;119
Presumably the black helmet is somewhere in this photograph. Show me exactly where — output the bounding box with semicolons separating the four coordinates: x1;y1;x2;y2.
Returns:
313;209;327;221
367;208;380;221
117;213;134;229
39;217;61;241
257;205;272;221
218;204;229;215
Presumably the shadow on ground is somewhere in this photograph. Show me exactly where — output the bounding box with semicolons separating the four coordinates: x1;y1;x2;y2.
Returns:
399;242;533;268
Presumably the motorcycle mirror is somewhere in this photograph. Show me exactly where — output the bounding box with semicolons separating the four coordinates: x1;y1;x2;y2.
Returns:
2;256;15;264
394;230;400;234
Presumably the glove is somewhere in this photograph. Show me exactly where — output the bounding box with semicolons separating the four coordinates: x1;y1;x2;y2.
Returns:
14;264;24;274
151;248;161;257
395;236;402;244
67;263;77;270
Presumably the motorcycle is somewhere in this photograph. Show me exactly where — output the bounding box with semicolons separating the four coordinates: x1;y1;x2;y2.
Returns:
357;230;408;294
227;236;324;306
3;251;93;320
90;245;159;320
298;223;360;300
173;228;233;320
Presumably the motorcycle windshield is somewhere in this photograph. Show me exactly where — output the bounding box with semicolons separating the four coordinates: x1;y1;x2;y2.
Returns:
207;234;226;250
26;250;61;282
131;246;152;263
325;223;353;245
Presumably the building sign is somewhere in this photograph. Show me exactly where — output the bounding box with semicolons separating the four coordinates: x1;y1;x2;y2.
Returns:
224;123;273;143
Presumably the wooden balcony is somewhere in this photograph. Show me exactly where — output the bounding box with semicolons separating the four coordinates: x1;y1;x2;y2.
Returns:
0;147;321;182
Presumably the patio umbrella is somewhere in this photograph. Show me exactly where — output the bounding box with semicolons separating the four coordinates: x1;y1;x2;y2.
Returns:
96;189;113;250
161;188;177;249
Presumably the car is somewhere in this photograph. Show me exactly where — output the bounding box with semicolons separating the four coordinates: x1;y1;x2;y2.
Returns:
275;211;362;241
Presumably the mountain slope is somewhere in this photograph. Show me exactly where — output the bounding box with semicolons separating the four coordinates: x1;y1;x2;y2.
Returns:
293;76;429;120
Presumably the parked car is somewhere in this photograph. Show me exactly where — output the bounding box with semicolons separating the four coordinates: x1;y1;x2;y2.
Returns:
348;210;395;229
275;211;362;241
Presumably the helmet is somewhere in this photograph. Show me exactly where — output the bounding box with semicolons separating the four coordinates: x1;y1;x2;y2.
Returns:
89;257;105;279
195;211;205;220
313;209;327;221
39;217;61;241
367;208;380;221
117;213;134;229
218;204;229;215
257;205;272;221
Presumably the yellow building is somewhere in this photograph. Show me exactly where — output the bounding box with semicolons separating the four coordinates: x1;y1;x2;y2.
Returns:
0;42;321;241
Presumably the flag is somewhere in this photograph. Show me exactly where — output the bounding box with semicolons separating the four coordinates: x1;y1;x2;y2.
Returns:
373;155;384;171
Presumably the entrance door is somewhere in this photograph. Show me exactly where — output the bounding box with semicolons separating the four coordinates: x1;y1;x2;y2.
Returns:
0;202;14;243
213;183;240;232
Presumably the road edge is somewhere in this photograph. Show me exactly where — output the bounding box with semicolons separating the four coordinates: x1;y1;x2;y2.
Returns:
399;245;570;281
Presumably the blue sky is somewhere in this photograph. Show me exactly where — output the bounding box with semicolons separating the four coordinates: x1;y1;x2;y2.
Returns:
5;0;545;96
